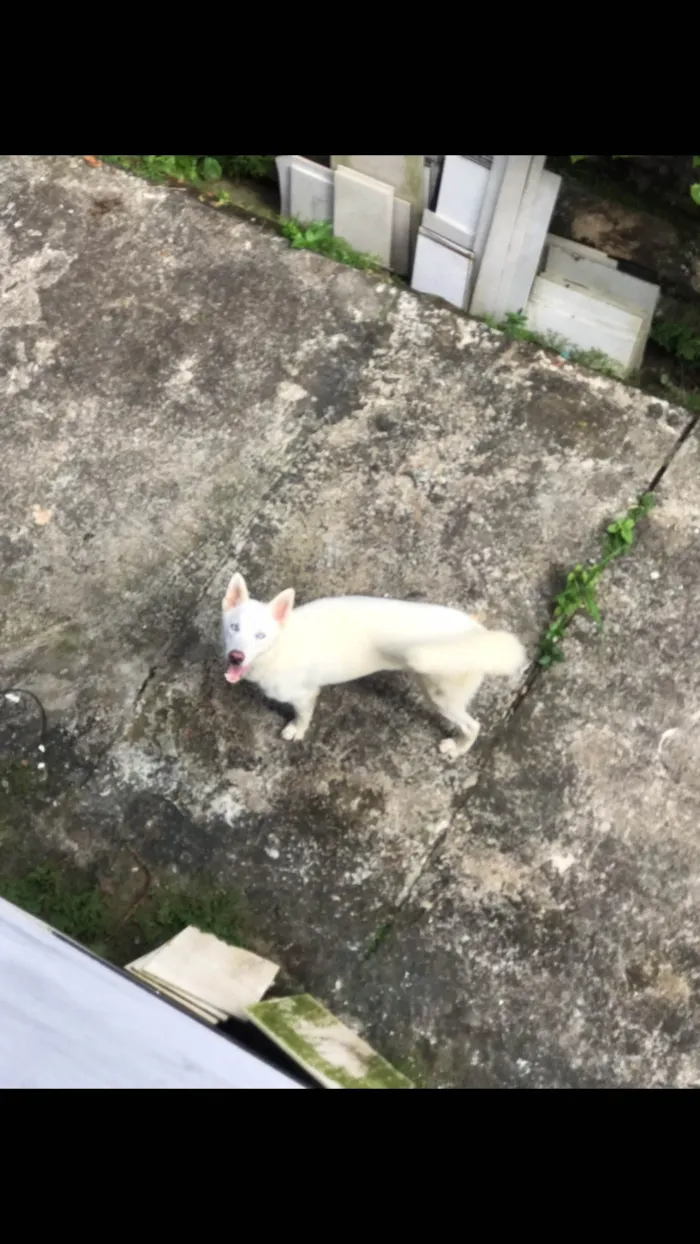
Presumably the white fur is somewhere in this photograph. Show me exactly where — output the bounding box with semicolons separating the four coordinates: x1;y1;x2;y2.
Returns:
221;573;527;759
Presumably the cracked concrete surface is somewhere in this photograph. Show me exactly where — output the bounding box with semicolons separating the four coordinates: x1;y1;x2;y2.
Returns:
2;155;700;1087
354;434;700;1087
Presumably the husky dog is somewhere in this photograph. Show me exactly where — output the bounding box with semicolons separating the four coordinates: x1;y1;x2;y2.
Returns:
221;573;526;758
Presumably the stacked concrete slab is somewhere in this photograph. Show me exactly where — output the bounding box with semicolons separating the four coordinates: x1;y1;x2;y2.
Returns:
411;155;660;376
413;156;558;317
276;156;660;375
277;155;431;277
528;234;660;376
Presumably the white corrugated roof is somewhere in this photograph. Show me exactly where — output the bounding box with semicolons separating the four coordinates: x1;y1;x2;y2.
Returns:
0;897;304;1089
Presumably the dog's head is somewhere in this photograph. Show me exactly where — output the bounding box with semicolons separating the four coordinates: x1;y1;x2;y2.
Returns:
220;572;295;683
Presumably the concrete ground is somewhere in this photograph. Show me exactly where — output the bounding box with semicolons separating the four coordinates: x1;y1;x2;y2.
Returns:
2;155;700;1087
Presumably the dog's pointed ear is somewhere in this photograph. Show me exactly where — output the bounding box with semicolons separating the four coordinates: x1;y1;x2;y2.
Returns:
269;587;295;626
222;572;249;611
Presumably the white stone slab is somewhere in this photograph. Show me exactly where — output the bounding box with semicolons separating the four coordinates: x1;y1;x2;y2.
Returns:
127;926;279;1021
547;233;617;269
469;156;535;319
489;156;547;320
333;165;394;267
289;156;333;224
526;273;646;376
421;207;473;252
331;155;425;207
545;248;659;317
472;154;507;270
503;168;561;315
0;897;303;1089
391;195;412;276
275;155;294;217
332;156;426;266
411;227;474;310
544;249;660;372
435;155;491;247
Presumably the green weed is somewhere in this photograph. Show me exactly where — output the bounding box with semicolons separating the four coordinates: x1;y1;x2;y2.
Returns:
217;155;276;182
650;311;700;365
500;309;535;340
483;310;620;377
538;492;655;667
100;155;275;188
0;865;108;946
101;155;204;184
566;346;620;377
279;217;382;270
0;860;247;965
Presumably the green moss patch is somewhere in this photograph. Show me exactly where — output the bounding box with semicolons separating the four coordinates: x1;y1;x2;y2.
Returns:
247;994;414;1088
0;855;248;968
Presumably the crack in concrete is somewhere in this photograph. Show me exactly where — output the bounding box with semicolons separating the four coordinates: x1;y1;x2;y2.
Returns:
366;406;700;946
133;665;158;707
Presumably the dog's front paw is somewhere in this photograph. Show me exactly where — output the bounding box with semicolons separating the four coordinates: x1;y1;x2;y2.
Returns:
282;721;304;742
439;736;476;760
439;737;460;760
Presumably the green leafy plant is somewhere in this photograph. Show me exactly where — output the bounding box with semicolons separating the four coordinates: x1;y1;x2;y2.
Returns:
651;311;700;364
566;346;620;377
200;156;223;181
101;155;201;184
487;309;553;346
538;492;655;667
0;860;247;964
100;155;275;187
0;864;107;945
279;216;382;270
218;155;276;181
483;310;619;377
500;310;531;339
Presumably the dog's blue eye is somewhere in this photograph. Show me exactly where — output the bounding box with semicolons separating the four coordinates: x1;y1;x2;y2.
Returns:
232;623;239;632
255;631;265;640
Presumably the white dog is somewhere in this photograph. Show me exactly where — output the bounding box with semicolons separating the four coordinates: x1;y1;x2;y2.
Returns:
221;573;526;758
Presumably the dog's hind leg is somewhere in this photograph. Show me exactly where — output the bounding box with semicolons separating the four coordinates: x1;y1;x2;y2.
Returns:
281;689;319;742
420;673;483;759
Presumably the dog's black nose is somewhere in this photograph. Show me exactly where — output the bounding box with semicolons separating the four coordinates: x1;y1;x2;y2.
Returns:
228;650;244;667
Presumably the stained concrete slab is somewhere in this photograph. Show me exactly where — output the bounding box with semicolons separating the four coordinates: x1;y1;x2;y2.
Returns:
1;156;698;1086
352;434;700;1087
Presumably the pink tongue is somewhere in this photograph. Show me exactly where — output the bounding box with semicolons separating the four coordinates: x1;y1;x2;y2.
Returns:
225;666;244;684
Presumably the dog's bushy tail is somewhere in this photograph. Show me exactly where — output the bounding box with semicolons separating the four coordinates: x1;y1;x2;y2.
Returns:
406;628;527;680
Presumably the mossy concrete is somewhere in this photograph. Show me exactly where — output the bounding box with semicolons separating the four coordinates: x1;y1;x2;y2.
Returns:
247;994;414;1088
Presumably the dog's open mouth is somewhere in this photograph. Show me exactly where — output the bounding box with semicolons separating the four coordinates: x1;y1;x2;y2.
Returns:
225;650;248;684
